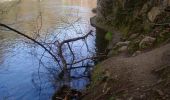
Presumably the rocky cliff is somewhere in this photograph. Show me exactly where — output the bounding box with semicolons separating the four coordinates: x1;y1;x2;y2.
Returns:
85;0;170;99
96;0;170;25
92;0;170;56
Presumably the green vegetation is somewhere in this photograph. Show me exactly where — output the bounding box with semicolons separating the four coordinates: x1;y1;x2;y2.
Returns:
90;65;103;87
128;39;140;54
155;27;170;45
105;32;113;41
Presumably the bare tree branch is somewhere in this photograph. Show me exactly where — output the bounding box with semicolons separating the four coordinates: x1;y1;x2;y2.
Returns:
67;43;75;67
67;55;107;65
0;23;62;69
57;30;93;70
67;65;92;70
59;30;93;46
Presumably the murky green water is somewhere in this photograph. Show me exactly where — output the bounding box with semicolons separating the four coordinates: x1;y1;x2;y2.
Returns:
0;0;97;99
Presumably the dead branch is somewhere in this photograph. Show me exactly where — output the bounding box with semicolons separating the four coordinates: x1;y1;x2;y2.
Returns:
67;43;75;67
59;30;93;46
67;65;93;70
57;30;93;70
67;55;107;65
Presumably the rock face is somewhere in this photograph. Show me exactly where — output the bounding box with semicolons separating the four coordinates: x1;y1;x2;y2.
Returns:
93;0;170;57
94;0;170;53
148;7;161;22
96;0;170;23
96;0;113;21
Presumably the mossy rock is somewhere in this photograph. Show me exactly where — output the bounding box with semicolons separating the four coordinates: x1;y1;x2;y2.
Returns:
105;32;113;41
128;39;141;54
90;65;104;87
155;28;170;45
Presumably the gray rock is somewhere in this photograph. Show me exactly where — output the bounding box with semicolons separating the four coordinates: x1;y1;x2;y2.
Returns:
116;41;130;47
139;36;156;48
132;51;142;57
107;49;118;57
148;7;161;22
129;34;138;40
118;46;128;52
140;3;149;14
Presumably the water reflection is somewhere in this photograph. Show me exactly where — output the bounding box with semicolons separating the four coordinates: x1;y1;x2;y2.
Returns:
0;0;97;99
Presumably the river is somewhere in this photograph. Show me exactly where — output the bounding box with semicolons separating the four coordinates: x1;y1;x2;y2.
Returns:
0;0;97;99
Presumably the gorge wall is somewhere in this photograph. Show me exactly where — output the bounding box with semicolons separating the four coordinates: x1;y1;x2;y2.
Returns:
95;0;170;34
83;1;170;99
93;0;170;55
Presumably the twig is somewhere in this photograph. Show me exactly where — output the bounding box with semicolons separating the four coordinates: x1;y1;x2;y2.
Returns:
57;30;93;70
67;55;107;65
67;43;75;67
67;65;93;70
0;23;62;69
59;30;93;46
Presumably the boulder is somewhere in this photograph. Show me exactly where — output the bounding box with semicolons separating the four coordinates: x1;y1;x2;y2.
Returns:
132;51;142;57
148;7;161;22
116;41;130;47
139;36;156;49
118;46;128;52
129;34;138;40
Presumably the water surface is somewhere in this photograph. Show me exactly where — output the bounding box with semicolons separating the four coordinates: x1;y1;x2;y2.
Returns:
0;0;97;99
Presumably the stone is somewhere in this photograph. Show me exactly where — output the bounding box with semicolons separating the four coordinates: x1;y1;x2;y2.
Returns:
116;41;130;47
139;36;156;49
140;3;149;14
132;51;142;57
148;7;161;22
118;46;128;52
129;34;138;40
107;49;118;57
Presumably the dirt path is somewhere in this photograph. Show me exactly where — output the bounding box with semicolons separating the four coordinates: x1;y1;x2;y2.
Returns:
84;43;170;100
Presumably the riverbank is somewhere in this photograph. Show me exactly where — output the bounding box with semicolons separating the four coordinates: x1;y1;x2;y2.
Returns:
83;43;170;100
83;0;170;99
